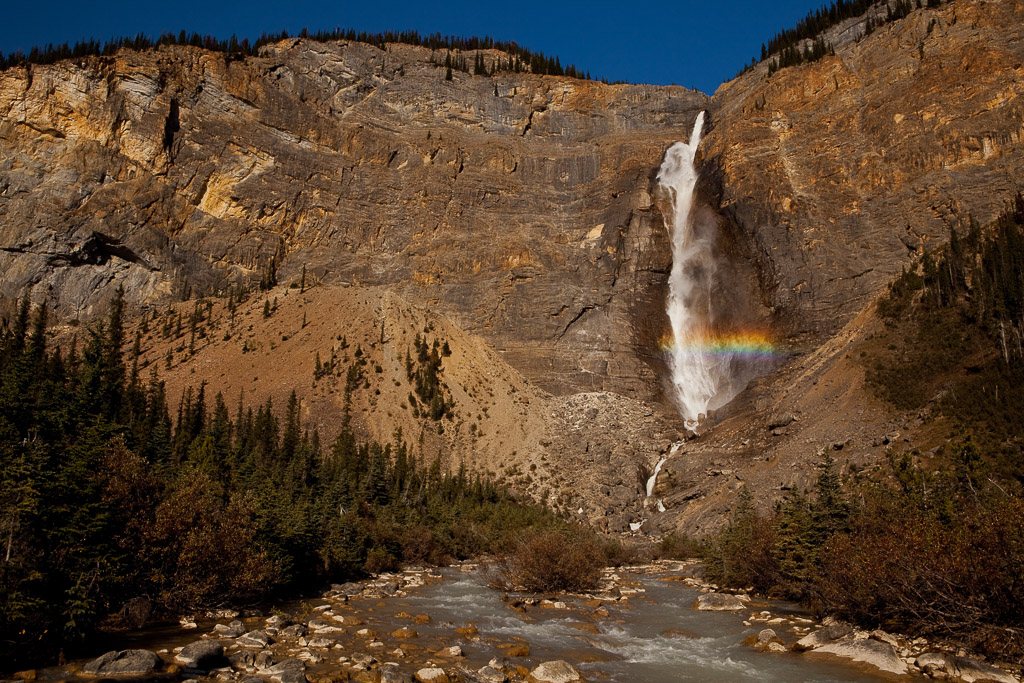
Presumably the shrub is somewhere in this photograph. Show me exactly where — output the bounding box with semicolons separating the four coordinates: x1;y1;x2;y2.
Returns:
656;532;702;560
497;529;604;593
816;489;1024;657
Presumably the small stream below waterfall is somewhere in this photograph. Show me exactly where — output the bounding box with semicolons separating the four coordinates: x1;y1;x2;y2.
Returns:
44;563;920;683
392;567;905;682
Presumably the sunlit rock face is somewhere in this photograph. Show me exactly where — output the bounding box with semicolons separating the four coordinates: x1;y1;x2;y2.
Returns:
705;0;1024;341
0;40;707;399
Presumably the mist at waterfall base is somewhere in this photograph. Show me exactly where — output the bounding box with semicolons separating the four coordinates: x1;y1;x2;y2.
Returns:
656;113;777;431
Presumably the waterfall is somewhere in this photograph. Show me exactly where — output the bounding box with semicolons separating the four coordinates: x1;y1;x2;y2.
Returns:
656;111;732;432
646;457;667;498
656;113;778;431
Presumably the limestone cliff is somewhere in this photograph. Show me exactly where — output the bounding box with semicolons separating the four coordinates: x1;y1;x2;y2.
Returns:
0;40;707;401
706;0;1024;339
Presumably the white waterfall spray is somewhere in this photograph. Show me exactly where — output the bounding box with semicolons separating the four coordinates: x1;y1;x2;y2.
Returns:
656;112;724;431
645;457;667;498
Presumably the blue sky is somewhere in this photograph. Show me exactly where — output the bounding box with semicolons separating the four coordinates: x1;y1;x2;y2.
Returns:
2;0;829;94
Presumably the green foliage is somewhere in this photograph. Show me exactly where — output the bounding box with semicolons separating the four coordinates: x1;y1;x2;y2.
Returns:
654;532;701;560
496;529;606;593
766;37;833;75
816;464;1024;656
408;333;453;421
702;486;780;593
702;446;1023;656
0;294;562;667
866;193;1024;482
754;0;926;77
704;450;852;601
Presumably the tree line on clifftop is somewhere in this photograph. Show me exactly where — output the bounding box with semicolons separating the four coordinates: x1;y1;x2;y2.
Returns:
702;192;1024;660
0;28;595;81
737;0;943;78
0;288;582;667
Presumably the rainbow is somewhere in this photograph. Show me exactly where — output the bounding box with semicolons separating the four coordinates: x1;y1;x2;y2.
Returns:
658;331;778;359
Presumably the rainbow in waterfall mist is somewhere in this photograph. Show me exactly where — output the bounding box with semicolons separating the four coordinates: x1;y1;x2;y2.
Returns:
658;331;776;360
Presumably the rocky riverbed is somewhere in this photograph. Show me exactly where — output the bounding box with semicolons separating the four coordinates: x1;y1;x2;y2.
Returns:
8;561;1020;683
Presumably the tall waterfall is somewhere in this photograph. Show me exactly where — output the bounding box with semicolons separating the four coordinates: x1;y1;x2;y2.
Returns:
656;112;725;431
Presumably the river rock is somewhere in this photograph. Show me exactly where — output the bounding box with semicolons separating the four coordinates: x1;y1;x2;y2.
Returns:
392;627;418;639
916;653;1018;683
746;627;788;653
414;667;449;683
237;630;273;648
306;637;333;649
527;660;583;683
265;615;289;628
307;618;331;630
207;608;240;620
82;649;162;675
869;629;899;648
263;658;306;683
331;582;364;597
254;652;275;670
349;653;376;669
214;620;246;638
227;651;255;672
811;638;907;675
278;623;306;639
477;666;508;683
792;621;854;651
379;664;413;683
693;593;745;611
175;641;226;671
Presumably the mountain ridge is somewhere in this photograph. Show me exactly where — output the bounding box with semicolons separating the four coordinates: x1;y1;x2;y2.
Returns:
1;0;1022;533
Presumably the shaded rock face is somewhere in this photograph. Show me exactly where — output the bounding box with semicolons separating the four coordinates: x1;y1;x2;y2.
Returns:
0;40;707;400
706;0;1024;340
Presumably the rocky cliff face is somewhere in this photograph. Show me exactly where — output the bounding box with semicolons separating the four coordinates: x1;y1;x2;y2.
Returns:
706;0;1024;339
0;40;708;400
1;0;1022;531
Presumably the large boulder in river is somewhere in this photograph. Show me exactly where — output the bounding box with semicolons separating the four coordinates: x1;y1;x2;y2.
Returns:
81;649;162;675
692;593;745;611
792;622;854;651
214;620;246;638
175;640;226;670
810;638;906;675
527;660;583;683
263;658;307;683
237;629;274;648
916;653;1018;683
414;667;450;683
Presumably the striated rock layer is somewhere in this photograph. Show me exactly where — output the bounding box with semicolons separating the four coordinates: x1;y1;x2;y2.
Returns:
0;40;708;400
706;0;1024;339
